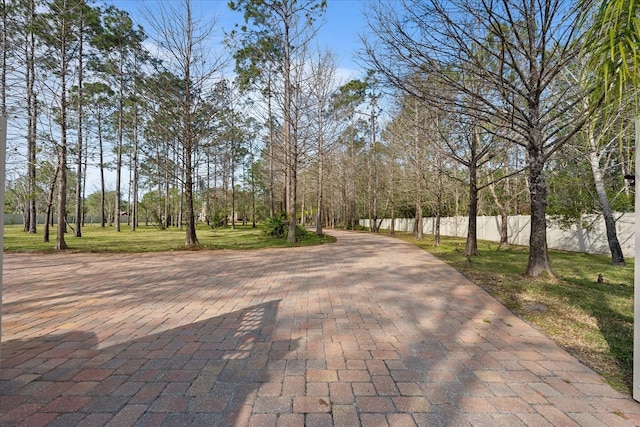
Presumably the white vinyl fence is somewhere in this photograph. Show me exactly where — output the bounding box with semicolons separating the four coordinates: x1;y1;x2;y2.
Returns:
361;214;635;258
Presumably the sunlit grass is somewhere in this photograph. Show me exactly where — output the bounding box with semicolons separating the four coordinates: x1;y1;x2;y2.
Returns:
396;232;634;395
3;223;335;253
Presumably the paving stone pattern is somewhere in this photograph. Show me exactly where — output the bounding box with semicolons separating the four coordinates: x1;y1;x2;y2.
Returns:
1;230;640;426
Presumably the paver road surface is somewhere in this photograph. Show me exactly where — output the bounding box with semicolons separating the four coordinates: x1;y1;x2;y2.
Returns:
1;230;639;426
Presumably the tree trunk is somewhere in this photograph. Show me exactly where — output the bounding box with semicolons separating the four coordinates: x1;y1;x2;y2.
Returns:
350;135;356;230
465;127;480;256
416;192;423;240
465;163;479;256
23;203;29;233
184;155;198;245
316;139;324;236
56;43;69;250
499;211;509;248
371;96;379;233
282;19;297;242
251;170;256;228
43;167;59;243
367;153;373;232
183;12;198;246
26;0;37;234
97;111;106;227
487;174;509;249
178;160;183;229
340;181;345;229
288;136;298;241
82;133;89;226
205;155;211;226
434;156;443;247
389;204;395;237
300;178;306;227
164;142;170;229
74;15;84;238
156;141;163;226
267;73;275;218
114;51;124;233
587;127;625;264
131;101;139;231
526;147;553;276
231;140;236;230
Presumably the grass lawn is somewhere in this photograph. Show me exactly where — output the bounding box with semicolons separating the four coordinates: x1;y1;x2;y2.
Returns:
397;232;634;395
2;223;335;253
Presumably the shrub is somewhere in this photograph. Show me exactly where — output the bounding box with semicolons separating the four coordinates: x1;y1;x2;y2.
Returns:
262;213;288;237
262;213;309;240
211;212;227;228
293;224;308;239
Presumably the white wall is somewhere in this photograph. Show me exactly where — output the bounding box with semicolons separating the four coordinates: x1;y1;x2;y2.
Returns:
362;213;635;258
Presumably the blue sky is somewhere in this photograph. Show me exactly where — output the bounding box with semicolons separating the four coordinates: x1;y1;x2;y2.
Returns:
315;0;370;77
111;0;370;81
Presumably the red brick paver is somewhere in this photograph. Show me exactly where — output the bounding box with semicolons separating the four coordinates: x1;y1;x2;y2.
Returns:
2;230;639;426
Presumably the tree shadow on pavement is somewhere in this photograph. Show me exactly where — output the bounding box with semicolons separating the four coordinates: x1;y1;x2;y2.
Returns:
0;300;296;426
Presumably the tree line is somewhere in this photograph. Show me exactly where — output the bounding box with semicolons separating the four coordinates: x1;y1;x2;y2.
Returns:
1;0;638;277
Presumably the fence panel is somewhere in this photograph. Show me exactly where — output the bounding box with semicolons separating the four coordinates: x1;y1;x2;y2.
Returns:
361;214;635;258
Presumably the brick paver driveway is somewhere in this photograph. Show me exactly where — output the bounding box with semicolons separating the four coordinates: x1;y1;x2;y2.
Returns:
2;230;639;426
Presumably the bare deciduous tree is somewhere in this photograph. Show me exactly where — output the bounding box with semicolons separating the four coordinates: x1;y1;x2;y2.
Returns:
145;0;228;246
364;0;593;276
306;50;338;236
230;0;326;242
